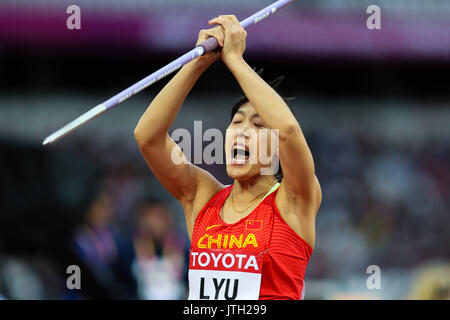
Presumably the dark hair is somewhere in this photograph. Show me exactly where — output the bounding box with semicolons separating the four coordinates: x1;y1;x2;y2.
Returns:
230;69;295;182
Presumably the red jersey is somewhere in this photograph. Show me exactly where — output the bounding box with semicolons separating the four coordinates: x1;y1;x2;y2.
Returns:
188;184;313;300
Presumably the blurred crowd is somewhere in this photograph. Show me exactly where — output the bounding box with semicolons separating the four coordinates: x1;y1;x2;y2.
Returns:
305;108;450;298
0;168;190;299
1;0;449;301
0;100;448;300
308;117;450;278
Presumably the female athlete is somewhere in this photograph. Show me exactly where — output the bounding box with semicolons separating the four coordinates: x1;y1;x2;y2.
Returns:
134;15;322;300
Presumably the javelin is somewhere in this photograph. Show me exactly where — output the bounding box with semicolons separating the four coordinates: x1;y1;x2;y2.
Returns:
42;0;295;145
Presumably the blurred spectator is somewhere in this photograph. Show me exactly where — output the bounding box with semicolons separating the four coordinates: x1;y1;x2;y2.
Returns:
72;187;138;299
0;254;63;299
133;197;187;300
408;262;450;300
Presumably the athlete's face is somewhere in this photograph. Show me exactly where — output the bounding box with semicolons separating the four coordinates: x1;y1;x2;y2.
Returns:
225;103;279;181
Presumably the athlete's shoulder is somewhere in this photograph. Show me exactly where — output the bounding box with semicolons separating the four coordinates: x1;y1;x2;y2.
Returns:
195;183;231;212
185;177;227;232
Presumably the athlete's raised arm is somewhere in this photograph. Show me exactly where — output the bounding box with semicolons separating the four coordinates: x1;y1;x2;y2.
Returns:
209;15;322;247
134;28;225;237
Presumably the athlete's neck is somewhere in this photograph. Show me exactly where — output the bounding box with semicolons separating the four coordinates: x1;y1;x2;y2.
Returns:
232;175;277;203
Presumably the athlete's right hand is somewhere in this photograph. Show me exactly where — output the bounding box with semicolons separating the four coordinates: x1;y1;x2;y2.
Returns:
194;26;225;67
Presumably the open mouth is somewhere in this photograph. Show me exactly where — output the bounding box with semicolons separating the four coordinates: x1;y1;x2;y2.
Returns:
231;143;250;164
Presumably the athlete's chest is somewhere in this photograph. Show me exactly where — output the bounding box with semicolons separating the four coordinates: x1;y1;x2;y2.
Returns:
188;204;273;300
192;204;271;252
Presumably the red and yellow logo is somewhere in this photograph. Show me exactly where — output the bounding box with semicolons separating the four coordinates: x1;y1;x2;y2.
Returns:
197;233;258;249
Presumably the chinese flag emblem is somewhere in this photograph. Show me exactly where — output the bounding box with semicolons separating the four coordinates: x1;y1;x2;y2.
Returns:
246;220;263;230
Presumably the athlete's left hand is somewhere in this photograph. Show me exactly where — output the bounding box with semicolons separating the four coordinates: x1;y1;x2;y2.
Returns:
208;15;247;64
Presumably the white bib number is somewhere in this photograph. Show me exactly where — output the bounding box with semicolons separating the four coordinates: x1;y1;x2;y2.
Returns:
188;250;263;300
188;269;261;300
